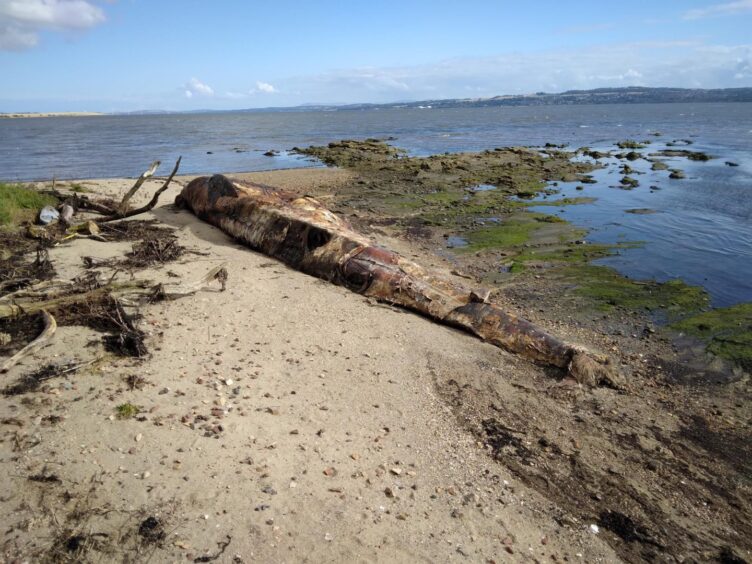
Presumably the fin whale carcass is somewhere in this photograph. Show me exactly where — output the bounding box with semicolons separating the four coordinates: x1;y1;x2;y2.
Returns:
176;174;617;385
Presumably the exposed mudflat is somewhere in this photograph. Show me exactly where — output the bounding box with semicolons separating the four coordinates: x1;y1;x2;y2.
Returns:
0;166;749;563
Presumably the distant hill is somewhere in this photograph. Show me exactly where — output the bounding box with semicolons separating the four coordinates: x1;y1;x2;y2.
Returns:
316;86;752;112
96;86;752;117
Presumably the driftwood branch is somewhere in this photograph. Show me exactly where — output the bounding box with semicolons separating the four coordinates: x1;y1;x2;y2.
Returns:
0;264;225;321
50;157;182;236
100;156;181;223
117;160;160;214
159;264;228;299
1;310;57;373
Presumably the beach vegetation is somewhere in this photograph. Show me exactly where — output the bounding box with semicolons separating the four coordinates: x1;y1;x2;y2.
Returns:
115;402;141;419
0;183;57;227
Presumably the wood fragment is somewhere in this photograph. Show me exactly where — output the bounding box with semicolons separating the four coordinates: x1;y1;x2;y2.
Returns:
1;310;57;373
0;264;226;320
176;175;619;386
101;157;182;222
117;160;160;214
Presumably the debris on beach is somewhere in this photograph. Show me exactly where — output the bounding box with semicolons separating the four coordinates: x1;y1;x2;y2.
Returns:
0;157;226;364
176;174;618;386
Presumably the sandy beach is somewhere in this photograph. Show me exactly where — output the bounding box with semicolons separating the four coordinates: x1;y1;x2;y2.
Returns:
0;168;749;563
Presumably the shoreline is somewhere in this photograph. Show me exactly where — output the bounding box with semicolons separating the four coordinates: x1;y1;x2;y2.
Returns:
0;112;104;119
0;168;750;561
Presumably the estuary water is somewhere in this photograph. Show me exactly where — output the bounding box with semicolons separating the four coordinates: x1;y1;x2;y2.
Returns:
1;103;750;306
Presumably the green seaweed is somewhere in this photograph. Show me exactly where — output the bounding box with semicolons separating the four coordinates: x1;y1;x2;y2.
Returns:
561;265;708;316
523;197;596;207
463;217;542;250
671;303;752;371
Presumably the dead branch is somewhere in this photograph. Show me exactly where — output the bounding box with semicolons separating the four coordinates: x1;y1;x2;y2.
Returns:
54;157;182;237
1;310;57;373
159;264;228;299
0;264;225;321
117;160;160;214
100;156;182;223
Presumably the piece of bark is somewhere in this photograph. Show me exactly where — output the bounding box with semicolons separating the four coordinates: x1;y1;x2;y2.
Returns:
175;175;619;386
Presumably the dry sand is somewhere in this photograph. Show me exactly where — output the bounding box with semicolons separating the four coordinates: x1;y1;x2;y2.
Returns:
0;169;748;563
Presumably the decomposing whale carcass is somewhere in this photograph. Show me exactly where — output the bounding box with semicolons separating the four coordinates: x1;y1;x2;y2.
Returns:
176;175;617;385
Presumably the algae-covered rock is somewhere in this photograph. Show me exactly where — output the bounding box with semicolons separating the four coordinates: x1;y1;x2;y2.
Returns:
651;161;669;171
672;303;752;372
617;140;647;149
620;176;639;188
652;149;711;161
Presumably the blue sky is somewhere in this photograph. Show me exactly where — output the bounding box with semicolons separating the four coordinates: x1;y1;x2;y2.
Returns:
1;0;751;112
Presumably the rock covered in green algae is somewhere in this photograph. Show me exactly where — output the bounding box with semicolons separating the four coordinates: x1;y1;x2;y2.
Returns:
650;160;669;171
672;303;752;372
652;149;712;161
616;140;648;149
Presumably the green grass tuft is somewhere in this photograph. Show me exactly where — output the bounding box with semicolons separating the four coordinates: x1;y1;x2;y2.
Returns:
115;402;141;419
0;183;58;227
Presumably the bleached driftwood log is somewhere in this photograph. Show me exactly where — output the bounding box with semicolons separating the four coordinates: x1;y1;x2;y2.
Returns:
176;175;618;386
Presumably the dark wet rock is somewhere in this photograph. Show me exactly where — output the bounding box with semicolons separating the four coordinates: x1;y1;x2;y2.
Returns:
620;176;639;188
584;150;609;160
263;150;279;157
669;169;686;179
725;161;739;167
653;149;711;161
624;151;642;161
626;208;657;214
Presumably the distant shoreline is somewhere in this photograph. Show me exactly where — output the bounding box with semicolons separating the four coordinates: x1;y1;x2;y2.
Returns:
0;112;103;119
2;86;751;117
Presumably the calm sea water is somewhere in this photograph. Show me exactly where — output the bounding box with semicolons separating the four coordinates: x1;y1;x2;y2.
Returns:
1;103;750;307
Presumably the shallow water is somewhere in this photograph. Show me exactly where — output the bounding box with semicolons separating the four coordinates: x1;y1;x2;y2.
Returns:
529;143;752;307
1;103;750;306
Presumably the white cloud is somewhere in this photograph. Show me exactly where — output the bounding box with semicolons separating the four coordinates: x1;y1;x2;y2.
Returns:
0;0;105;50
184;77;214;98
254;81;277;94
275;41;752;104
683;0;752;19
